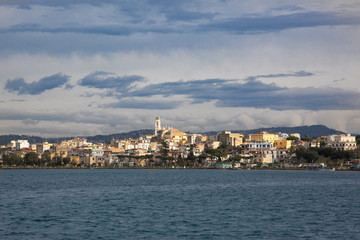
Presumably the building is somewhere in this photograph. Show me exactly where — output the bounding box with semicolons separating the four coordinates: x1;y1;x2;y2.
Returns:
155;116;161;136
216;162;233;169
15;140;30;150
247;141;274;150
289;133;301;139
274;139;292;149
217;131;243;147
327;134;357;151
163;129;187;145
248;132;278;144
36;142;51;154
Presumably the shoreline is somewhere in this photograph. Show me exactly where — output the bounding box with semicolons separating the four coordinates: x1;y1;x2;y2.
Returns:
1;166;359;171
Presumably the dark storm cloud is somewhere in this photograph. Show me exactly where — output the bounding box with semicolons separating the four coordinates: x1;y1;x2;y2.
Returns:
1;2;360;37
5;73;69;95
78;71;145;92
103;72;360;110
198;11;360;34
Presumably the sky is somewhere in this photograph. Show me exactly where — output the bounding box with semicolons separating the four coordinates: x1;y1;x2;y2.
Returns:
0;0;360;137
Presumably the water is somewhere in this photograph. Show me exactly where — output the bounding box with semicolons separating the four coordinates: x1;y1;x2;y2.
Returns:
1;169;359;239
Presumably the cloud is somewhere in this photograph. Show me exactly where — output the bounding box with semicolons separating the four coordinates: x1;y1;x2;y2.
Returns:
198;11;360;34
108;72;360;110
78;71;145;92
104;99;181;109
5;73;69;95
1;3;360;37
245;71;314;81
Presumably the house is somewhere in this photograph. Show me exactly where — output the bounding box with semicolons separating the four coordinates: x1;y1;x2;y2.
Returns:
327;134;357;150
217;131;243;147
216;162;233;168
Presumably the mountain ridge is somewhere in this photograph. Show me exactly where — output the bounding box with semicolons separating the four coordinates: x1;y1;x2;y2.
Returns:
0;125;349;145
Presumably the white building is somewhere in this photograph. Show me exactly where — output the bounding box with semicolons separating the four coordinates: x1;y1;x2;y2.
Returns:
289;133;301;139
247;141;274;150
155;116;161;136
277;133;289;140
327;134;357;150
91;149;104;157
15;140;30;150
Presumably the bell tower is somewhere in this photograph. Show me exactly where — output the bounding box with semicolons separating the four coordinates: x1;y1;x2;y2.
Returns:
155;116;161;136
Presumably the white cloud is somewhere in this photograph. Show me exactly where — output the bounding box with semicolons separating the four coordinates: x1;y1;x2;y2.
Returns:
0;0;360;136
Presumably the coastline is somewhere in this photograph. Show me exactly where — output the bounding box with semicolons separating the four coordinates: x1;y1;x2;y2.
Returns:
1;166;359;171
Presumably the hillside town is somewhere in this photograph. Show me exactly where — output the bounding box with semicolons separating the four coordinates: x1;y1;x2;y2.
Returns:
1;117;359;170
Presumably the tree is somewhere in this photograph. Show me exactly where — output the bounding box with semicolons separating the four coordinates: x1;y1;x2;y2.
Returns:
63;157;71;165
186;144;197;165
287;136;299;141
295;147;319;163
3;153;24;166
301;136;312;142
41;151;51;166
160;140;170;158
204;147;227;161
24;152;39;166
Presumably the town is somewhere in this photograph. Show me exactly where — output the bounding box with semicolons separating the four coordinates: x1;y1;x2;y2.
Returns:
1;117;360;170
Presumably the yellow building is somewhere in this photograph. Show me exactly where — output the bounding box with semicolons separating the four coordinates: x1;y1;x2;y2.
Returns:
274;139;292;149
249;132;278;144
54;145;69;158
70;156;80;164
149;142;157;151
217;131;243;147
164;129;188;145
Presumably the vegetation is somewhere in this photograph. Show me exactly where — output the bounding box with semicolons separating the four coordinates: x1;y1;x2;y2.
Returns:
2;152;74;167
301;136;312;142
287;136;299;141
294;146;360;168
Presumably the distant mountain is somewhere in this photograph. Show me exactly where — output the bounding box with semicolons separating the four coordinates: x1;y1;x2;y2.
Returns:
0;135;45;146
205;125;345;138
84;129;154;143
0;129;154;145
0;125;347;145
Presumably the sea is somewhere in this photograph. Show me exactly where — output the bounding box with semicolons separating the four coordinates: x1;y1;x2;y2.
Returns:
1;169;359;239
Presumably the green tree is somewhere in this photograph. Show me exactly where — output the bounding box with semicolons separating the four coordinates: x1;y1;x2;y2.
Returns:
287;136;299;141
295;147;319;163
63;157;71;165
301;136;312;142
160;140;169;158
186;145;197;165
41;151;51;166
4;153;24;166
24;152;39;166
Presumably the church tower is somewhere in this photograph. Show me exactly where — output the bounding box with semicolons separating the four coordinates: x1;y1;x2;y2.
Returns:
155;116;161;136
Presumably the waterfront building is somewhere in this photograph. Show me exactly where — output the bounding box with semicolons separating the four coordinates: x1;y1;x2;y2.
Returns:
216;162;233;169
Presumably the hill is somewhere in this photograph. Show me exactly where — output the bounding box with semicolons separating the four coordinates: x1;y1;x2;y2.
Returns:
233;125;344;138
204;125;345;138
0;129;154;145
0;125;347;145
